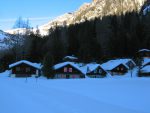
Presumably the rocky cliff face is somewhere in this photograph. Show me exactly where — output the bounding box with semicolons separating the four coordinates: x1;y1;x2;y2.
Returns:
39;0;146;35
73;0;145;21
6;0;147;35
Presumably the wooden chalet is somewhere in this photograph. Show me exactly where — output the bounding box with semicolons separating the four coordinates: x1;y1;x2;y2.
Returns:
139;58;150;77
142;58;150;67
101;59;136;75
139;65;150;76
137;49;150;58
81;63;107;78
9;60;41;77
110;64;128;75
53;62;85;79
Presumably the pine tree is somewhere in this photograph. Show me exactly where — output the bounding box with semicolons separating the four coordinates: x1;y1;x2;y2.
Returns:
42;53;54;79
48;26;65;63
26;34;43;62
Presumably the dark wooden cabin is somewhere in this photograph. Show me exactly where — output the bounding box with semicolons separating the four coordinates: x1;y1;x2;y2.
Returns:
111;64;128;75
137;49;150;58
139;65;150;77
86;65;107;78
54;62;85;79
9;60;41;77
101;59;135;76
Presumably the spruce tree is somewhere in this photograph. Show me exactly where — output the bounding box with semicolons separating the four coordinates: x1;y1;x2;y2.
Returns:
42;53;54;79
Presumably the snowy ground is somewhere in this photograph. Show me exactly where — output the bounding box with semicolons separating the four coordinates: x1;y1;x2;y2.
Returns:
0;71;150;113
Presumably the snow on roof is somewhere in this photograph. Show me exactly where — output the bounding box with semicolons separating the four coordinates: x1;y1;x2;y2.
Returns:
86;64;100;72
9;60;41;69
138;49;150;52
79;63;99;74
53;62;84;74
141;65;150;73
101;59;134;71
63;56;78;60
142;58;150;66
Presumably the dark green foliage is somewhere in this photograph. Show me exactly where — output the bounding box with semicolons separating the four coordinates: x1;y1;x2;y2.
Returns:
25;34;44;63
67;19;102;63
67;24;80;56
42;53;54;79
45;26;66;64
0;52;15;72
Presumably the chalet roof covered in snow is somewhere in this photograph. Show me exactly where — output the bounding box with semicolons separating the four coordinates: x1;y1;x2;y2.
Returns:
142;58;150;66
86;64;100;72
9;60;41;69
80;63;106;74
63;56;78;60
141;65;150;73
138;49;150;52
79;63;98;74
53;62;84;74
101;59;135;71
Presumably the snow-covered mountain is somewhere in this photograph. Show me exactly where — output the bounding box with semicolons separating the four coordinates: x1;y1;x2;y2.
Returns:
0;30;11;49
0;30;8;40
39;0;146;35
5;0;147;35
0;30;23;50
5;28;27;35
38;13;74;35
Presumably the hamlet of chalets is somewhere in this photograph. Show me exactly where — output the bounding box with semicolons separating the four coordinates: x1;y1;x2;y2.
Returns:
7;49;150;79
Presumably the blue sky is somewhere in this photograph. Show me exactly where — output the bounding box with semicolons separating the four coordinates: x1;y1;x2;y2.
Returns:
0;0;91;30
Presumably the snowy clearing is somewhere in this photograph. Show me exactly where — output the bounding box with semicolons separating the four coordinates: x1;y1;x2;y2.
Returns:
0;71;150;113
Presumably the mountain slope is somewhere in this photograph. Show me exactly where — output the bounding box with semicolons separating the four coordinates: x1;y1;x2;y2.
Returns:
0;30;11;49
39;0;146;34
5;0;147;35
0;30;8;40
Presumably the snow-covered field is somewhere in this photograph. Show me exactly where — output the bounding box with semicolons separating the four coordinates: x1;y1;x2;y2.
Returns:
0;71;150;113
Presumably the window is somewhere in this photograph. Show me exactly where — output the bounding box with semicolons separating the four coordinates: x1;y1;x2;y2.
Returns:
26;67;30;72
69;68;72;72
64;67;67;72
121;68;124;71
16;67;20;71
117;67;120;71
99;69;102;73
